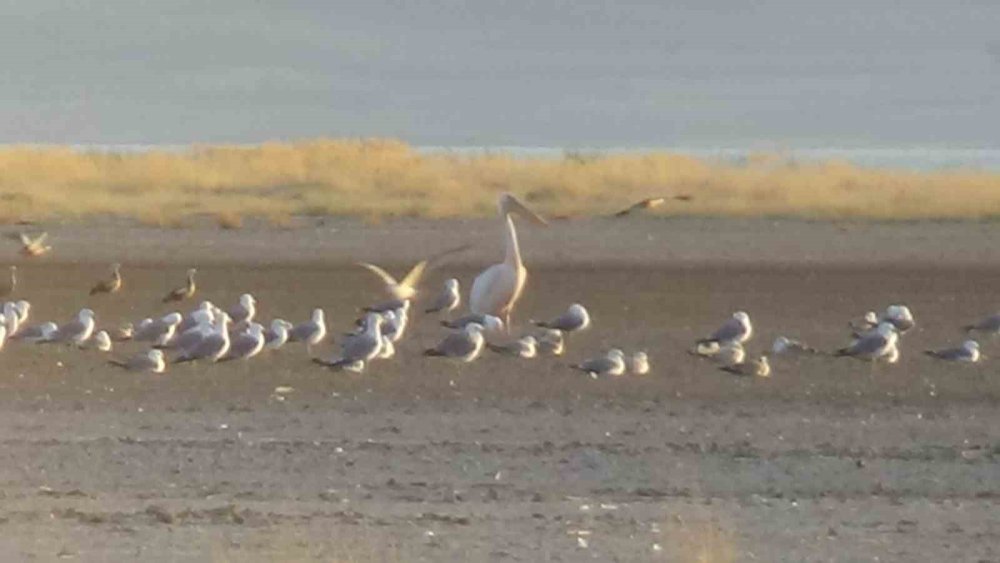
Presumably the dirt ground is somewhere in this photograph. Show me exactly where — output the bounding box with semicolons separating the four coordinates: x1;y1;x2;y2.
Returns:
0;218;999;562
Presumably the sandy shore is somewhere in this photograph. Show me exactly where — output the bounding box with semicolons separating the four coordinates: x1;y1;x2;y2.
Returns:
0;219;998;561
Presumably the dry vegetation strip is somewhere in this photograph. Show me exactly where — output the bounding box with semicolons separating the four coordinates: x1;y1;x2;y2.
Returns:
1;139;998;224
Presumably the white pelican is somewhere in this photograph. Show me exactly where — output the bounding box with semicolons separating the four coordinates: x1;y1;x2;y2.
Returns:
424;323;486;362
925;340;980;363
532;303;591;333
720;355;771;377
89;263;122;295
163;268;197;303
572;349;626;378
425;278;461;314
110;349;166;373
469;193;547;329
486;335;538;358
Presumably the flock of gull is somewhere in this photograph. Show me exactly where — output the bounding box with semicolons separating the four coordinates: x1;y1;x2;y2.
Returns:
0;193;995;377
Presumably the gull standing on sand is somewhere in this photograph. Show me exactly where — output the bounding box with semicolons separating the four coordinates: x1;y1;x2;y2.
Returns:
629;351;650;374
425;278;461;314
221;323;266;361
835;322;898;362
487;335;538;358
314;313;384;369
162;268;197;303
110;349;166;373
134;313;183;347
178;301;215;333
228;293;257;326
720;355;771;377
470;193;547;330
925;340;981;363
572;349;626;378
174;314;231;363
0;266;15;298
48;308;96;346
288;308;327;352
381;301;410;343
698;312;753;346
263;319;294;350
424;323;487;362
532;303;591;334
17;232;51;257
89;263;122;295
882;305;915;333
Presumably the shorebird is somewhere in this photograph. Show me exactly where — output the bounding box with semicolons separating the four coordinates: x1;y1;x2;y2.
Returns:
227;293;257;325
629;351;650;374
697;311;753;347
48;308;96;346
532;303;591;334
535;329;565;356
17;232;51;257
109;349;166;373
486;335;538;358
263;319;294;350
133;313;183;347
162;268;197;303
925;340;980;363
174;314;231;363
358;245;470;302
469;193;547;330
771;336;819;356
11;321;57;343
572;349;626;378
612;195;692;217
424;323;487;363
221;323;265;362
835;322;898;362
425;278;461;314
314;313;384;370
720;355;771;377
288;308;327;352
0;266;16;298
89;263;122;295
881;305;915;333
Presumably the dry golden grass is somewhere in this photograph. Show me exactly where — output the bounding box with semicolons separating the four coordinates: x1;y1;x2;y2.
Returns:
2;139;999;223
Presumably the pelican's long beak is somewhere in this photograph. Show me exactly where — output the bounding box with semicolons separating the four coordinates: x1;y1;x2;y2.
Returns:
501;193;548;227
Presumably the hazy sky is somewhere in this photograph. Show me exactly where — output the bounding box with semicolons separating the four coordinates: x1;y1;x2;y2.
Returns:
0;1;997;147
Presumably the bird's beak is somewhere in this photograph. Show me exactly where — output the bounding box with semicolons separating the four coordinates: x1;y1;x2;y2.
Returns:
505;194;548;227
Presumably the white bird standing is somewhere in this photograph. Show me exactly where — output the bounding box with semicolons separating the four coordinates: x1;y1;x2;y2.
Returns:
288;308;327;352
228;293;257;326
424;323;487;362
698;311;753;346
134;313;183;347
174;314;231;363
425;278;461;314
835;322;898;362
532;303;591;334
925;340;980;363
469;193;547;330
263;319;294;350
572;349;626;378
221;322;266;362
314;313;384;369
49;308;96;346
178;301;215;334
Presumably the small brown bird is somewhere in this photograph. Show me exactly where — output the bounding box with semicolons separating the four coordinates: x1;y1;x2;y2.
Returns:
613;195;692;217
162;268;197;303
17;232;51;257
89;263;122;295
0;266;15;298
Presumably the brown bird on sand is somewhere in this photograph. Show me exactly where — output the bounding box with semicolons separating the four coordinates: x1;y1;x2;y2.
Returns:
613;195;692;217
89;263;123;295
162;268;197;303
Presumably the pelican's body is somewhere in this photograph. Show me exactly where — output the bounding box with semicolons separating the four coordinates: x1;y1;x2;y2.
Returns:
469;194;546;329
